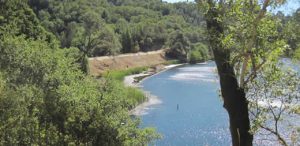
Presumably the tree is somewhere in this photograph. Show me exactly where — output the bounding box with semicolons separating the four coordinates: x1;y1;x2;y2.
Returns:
294;47;300;60
248;65;300;146
0;0;54;42
89;26;121;56
101;9;110;21
189;43;209;64
72;11;122;72
189;50;202;64
282;19;300;56
121;28;134;53
166;30;191;62
197;0;287;145
76;11;103;55
289;9;300;55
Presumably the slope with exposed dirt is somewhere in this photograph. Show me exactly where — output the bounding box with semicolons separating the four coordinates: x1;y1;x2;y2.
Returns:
88;50;168;76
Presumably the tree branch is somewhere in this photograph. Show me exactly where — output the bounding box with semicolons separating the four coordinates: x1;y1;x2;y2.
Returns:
240;0;271;88
244;59;266;84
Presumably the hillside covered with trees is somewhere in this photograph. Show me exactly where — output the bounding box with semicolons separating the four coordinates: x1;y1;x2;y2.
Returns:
28;0;210;64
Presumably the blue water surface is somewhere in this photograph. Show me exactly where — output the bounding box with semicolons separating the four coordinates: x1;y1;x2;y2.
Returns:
140;61;231;146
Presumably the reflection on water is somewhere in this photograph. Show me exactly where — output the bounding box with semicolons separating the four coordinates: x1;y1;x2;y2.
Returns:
140;61;231;146
169;65;218;83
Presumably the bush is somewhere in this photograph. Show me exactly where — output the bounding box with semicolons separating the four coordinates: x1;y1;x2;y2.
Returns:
189;49;202;64
293;46;300;60
188;43;209;64
166;30;191;62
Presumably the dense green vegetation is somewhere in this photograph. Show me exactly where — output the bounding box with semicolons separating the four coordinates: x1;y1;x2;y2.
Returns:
284;9;300;59
273;8;300;58
0;34;161;145
26;0;209;64
189;43;209;64
103;67;149;109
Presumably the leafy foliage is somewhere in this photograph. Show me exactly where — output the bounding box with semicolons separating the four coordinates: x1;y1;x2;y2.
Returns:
166;30;191;62
189;43;209;64
197;0;299;145
27;0;209;61
0;35;159;145
294;47;300;60
248;63;300;145
280;8;300;56
0;0;55;41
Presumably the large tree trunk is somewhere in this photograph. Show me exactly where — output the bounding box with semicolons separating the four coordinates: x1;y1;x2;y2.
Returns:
205;7;253;146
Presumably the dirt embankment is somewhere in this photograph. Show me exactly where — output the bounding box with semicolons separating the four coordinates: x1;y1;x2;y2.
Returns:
88;50;168;76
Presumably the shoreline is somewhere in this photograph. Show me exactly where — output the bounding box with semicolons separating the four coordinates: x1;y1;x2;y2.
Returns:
124;64;183;116
123;64;183;87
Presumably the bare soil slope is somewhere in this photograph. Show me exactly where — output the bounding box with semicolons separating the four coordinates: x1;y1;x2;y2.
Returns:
89;50;167;76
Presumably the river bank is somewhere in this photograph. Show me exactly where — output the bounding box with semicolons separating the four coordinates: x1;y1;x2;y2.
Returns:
125;64;183;116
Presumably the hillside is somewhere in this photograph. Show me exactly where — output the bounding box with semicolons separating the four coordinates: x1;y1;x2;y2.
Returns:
89;50;167;76
27;0;209;71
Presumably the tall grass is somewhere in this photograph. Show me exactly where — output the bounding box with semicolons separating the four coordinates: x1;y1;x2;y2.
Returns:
163;59;181;65
125;87;146;109
103;67;147;81
102;67;148;109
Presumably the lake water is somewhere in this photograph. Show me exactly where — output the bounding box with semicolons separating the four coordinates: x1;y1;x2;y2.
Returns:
140;61;231;146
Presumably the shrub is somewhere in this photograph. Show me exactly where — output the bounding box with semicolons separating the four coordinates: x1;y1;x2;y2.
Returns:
188;43;209;64
189;49;202;64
